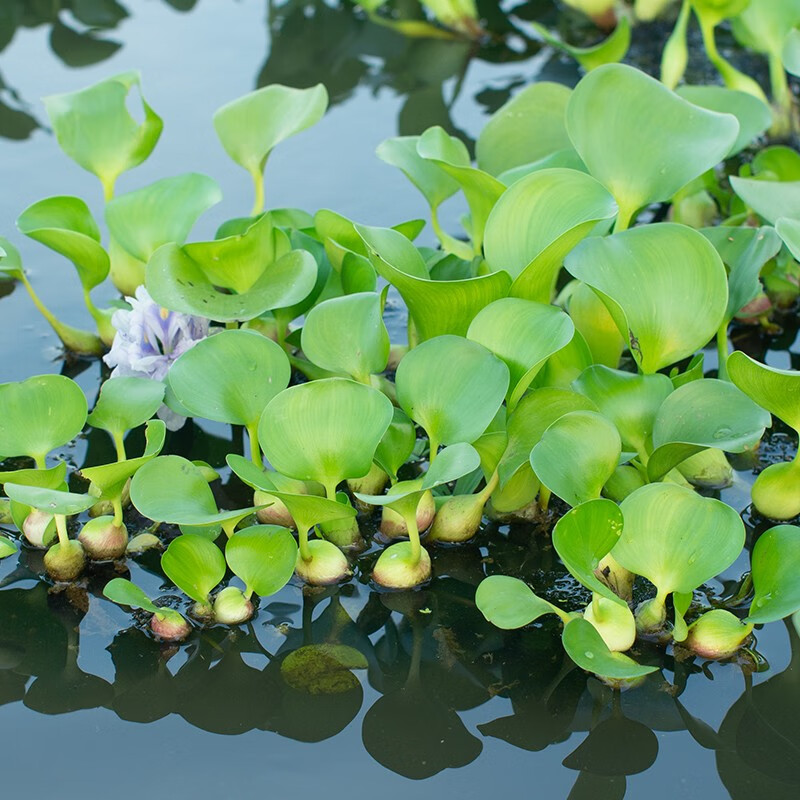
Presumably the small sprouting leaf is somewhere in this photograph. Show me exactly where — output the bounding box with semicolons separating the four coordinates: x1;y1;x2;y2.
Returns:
476;575;564;629
87;377;165;440
103;577;160;614
225;524;298;597
162;534;226;606
562;618;657;680
168;329;290;427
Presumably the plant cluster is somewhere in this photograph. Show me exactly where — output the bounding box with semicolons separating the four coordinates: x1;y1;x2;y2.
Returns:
1;58;800;684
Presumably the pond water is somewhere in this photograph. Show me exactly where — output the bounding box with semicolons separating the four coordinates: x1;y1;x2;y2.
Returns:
1;3;799;799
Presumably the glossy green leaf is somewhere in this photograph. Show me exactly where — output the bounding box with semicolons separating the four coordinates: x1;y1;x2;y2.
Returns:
17;196;109;290
301;292;390;382
747;524;800;623
87;377;165;440
566;64;739;226
775;216;800;262
356;223;511;340
783;27;800;76
417;126;505;253
530;411;621;506
476;82;572;177
729;175;800;223
700;226;782;321
475;575;565;629
373;408;417;483
565;280;625;368
395;335;509;452
562;618;657;679
647;379;771;481
676;85;772;156
147;245;317;323
552;499;626;603
728;350;800;433
43;70;162;197
483;168;617;302
615;483;745;597
225;524;298;597
573;366;673;460
102;578;159;614
131;455;260;531
105;173;222;263
0;536;18;559
168;329;290;427
259;378;393;494
533;329;594;389
0;375;87;462
3;484;95;516
498;387;598;487
0;462;67;490
0;237;24;280
531;17;631;72
565;224;728;373
732;1;800;59
162;534;225;606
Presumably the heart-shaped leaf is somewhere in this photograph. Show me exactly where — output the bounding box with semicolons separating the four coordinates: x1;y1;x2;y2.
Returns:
476;575;567;629
43;70;162;198
565;224;728;373
87;377;165;443
530;410;621;506
562;618;657;679
395;335;509;454
301;292;390;382
566;64;739;227
102;578;160;614
0;375;87;463
3;484;95;516
729;176;800;223
162;534;226;606
747;524;800;624
225;524;298;597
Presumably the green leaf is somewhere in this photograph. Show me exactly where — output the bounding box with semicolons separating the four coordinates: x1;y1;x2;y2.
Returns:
747;524;800;623
530;410;621;506
475;575;565;629
783;28;800;76
552;499;626;603
467;297;574;409
280;644;367;694
0;375;87;462
0;462;67;490
729;176;800;223
373;408;417;483
498;387;598;487
3;484;95;516
0;535;18;559
775;216;800;262
565;224;728;373
530;17;631;72
476;82;572;177
565;64;739;226
105;173;222;263
647;379;771;481
728;350;800;433
562;618;657;679
0;236;24;280
130;455;260;531
87;377;165;441
416;126;505;253
565;280;625;368
43;70;163;198
699;226;782;321
168;329;290;427
147;244;317;323
102;577;160;614
615;483;745;597
259;378;393;494
732;0;800;58
483;168;617;302
17;196;109;290
225;524;298;597
572;365;673;460
213;83;327;211
676;85;772;156
395;335;509;452
80;419;166;498
301;292;390;382
162;534;225;606
356;223;511;340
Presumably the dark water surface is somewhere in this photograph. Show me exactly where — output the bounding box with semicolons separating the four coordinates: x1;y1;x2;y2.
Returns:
1;3;799;799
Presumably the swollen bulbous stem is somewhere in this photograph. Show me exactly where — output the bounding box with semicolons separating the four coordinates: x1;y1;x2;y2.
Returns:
635;590;668;634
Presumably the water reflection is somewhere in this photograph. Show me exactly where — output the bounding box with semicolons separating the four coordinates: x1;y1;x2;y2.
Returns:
2;548;799;796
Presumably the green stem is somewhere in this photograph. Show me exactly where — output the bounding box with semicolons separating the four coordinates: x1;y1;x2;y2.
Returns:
716;323;730;381
222;520;237;539
431;205;474;261
538;485;551;512
250;167;265;217
54;514;69;547
478;469;500;503
324;482;339;502
404;506;422;566
549;600;573;626
113;431;127;462
246;422;261;466
428;434;439;464
298;523;312;563
112;495;124;527
34;454;47;470
102;176;115;203
225;320;238;330
613;204;635;232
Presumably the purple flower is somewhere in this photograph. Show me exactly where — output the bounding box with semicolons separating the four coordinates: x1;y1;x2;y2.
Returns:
104;287;209;430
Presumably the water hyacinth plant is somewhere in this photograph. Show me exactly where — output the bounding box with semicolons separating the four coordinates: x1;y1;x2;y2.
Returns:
1;50;799;698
